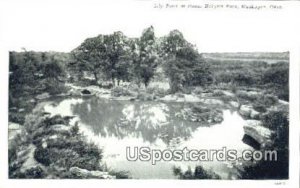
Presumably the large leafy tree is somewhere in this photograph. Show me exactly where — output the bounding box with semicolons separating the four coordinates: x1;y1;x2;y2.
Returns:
72;35;107;84
72;32;131;86
103;31;131;86
161;30;212;93
131;26;159;87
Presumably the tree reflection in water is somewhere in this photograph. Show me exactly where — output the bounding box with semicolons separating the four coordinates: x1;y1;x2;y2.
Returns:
71;97;201;145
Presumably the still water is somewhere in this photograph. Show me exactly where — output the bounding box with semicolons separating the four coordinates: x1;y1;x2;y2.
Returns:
44;97;252;179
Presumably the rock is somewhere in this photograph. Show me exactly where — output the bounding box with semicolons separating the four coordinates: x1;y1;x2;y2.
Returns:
9;122;21;130
49;124;70;132
229;101;239;108
36;92;50;100
18;108;25;112
159;94;178;101
183;94;201;102
200;98;224;105
268;102;289;112
250;110;260;119
81;89;92;95
242;134;261;150
243;120;273;148
222;90;235;97
137;92;154;101
69;167;116;179
29;99;36;103
239;105;260;119
69;88;81;96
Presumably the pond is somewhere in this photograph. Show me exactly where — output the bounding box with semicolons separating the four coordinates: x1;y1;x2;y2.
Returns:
43;97;253;179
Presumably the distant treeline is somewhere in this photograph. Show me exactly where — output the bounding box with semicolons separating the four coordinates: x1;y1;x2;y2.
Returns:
9;26;289;103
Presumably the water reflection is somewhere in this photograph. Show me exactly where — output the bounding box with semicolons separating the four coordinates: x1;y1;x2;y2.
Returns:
44;97;252;179
69;97;201;145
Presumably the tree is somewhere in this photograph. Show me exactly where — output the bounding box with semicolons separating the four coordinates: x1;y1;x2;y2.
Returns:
131;26;159;87
103;31;131;86
42;55;65;81
72;35;107;84
161;30;212;93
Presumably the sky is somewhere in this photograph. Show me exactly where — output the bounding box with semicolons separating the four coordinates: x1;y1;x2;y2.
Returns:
0;0;300;52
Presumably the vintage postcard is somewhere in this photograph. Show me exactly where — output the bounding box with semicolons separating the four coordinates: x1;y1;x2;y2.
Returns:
0;0;299;188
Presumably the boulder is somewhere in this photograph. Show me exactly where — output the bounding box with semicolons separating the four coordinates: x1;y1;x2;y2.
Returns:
239;105;260;119
200;98;224;105
81;89;92;95
229;101;239;108
9;122;21;130
69;167;116;179
36;92;50;100
159;94;178;102
243;120;273;148
49;124;70;132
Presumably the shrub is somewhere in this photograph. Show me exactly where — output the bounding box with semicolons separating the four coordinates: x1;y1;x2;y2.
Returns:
220;95;236;102
146;87;168;97
71;124;79;136
212;90;224;97
253;103;267;113
242;109;289;179
261;110;288;131
173;166;221;179
109;170;130;179
34;146;52;166
260;94;278;106
24;166;46;178
192;87;204;95
236;91;259;102
9;113;26;124
111;86;132;97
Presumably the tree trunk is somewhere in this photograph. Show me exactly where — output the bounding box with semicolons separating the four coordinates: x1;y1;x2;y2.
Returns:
93;72;98;84
112;77;115;87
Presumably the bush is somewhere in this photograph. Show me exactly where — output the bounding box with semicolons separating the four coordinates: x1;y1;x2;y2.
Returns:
146;87;168;97
34;146;52;166
192;87;204;95
173;166;221;179
236;91;259;102
111;86;132;97
260;94;278;106
242;109;289;179
233;72;256;86
253;103;267;113
9;112;26;124
109;171;130;179
212;90;224;97
261;110;288;131
24;166;46;178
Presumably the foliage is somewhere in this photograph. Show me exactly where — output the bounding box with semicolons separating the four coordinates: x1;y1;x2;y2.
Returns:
130;26;159;87
145;87;168;97
162;33;212;93
72;32;132;85
261;110;288;131
9;51;67;123
241;110;289;179
9;114;113;178
24;166;46;178
111;86;133;97
173;166;221;179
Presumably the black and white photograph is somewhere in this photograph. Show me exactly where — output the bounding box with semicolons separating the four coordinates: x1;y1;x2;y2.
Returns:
8;30;290;180
0;0;300;187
